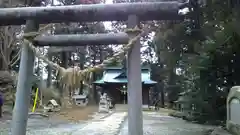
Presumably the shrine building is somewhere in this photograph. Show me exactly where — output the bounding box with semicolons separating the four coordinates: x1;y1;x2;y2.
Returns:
93;66;157;105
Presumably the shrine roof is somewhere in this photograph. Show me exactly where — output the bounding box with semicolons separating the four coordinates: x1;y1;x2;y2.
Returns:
93;66;157;85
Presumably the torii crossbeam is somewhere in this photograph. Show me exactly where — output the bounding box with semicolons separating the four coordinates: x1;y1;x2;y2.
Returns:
0;2;184;26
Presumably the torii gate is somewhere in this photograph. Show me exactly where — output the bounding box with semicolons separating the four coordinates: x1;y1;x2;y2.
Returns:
0;1;185;135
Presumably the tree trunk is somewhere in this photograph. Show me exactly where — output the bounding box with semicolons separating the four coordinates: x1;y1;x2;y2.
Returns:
156;57;165;107
78;47;85;95
59;51;69;107
47;25;54;87
167;70;177;108
88;47;97;105
47;54;52;87
159;82;165;107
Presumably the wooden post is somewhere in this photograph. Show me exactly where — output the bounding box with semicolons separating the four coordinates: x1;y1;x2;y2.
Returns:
127;15;143;135
11;20;39;135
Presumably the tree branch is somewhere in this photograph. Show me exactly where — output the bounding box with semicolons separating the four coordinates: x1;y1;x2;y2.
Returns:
10;54;20;67
9;49;21;66
0;45;8;67
0;28;9;67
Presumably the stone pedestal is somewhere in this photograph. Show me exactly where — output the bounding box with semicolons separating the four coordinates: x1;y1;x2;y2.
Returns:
227;86;240;135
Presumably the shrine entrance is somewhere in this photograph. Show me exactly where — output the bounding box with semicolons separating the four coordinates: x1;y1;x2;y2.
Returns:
0;1;185;135
120;85;128;104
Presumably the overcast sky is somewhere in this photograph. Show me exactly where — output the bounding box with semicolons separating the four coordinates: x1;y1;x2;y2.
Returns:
102;0;113;30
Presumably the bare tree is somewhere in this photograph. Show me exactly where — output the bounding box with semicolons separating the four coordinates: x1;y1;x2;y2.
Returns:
0;26;22;70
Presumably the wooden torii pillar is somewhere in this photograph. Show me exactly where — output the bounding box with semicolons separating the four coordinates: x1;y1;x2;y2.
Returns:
0;2;185;135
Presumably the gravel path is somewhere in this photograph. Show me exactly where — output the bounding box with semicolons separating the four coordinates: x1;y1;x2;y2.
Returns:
0;112;125;135
119;112;214;135
0;111;215;135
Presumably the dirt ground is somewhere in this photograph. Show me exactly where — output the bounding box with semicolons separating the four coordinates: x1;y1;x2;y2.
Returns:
50;105;98;122
1;104;98;123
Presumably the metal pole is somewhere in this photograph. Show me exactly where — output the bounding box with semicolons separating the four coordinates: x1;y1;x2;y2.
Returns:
11;20;39;135
127;15;143;135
